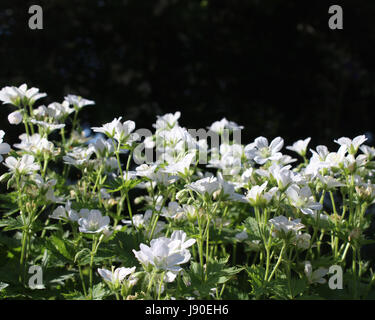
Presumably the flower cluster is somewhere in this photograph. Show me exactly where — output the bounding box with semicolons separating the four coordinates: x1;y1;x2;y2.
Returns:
0;84;374;300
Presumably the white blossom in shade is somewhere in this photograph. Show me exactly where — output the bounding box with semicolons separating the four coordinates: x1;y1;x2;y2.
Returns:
64;94;95;109
277;154;297;166
246;182;277;207
325;145;347;168
92;117;139;145
161;152;195;176
0;130;11;162
360;145;375;160
235;230;248;241
169;230;196;252
69;208;92;222
257;164;293;191
334;135;367;155
78;210;110;233
208;118;243;134
304;261;328;284
14;133;54;155
63;146;94;166
0;84;46;106
186;176;221;196
160;202;184;219
286;184;322;215
286;137;311;157
30;119;65;133
216;173;247;202
122;210;165;238
153;111;181;130
8;111;23;125
49;201;77;221
49;101;74;119
317;174;345;190
31;174;63;203
295;233;311;250
97;266;136;285
269;215;305;237
4;154;40;175
132;231;194;278
89;137;115;157
245;136;284;165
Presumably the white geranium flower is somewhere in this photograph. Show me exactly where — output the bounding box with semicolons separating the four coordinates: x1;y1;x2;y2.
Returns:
245;136;284;165
295;233;311;250
160;202;184;219
49;201;77;220
304;261;328;284
269;215;305;237
0;130;11;162
0;84;46;106
360;145;375;160
208;118;243;134
63;146;95;167
97;266;136;285
161;152;195;176
169;230;196;251
78;210;110;233
64;94;95;109
286;137;311;157
30;119;65;133
286;184;322;215
334;135;367;155
8;111;23;125
317;174;345;190
235;230;248;241
186;176;221;196
246;182;277;207
4;154;40;175
133;231;194;277
153;111;181;130
92;117;139;146
14;133;54;155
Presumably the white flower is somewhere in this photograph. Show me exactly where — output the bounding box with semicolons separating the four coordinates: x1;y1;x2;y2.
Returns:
92;117;139;145
160;202;184;219
235;230;248;241
14;133;54;154
8;111;23;125
304;261;328;284
169;230;196;251
63;147;94;166
246;182;277;206
286;137;311;157
245;136;284;165
49;201;77;220
334;135;367;155
360;145;375;160
317;174;345;190
4;155;40;175
286;184;322;215
97;266;136;284
269;215;305;237
133;231;194;278
186;176;221;196
0;84;46;106
0;130;11;162
64;94;95;109
153;112;181;130
78;210;110;233
208;118;243;134
217;173;247;202
30;120;65;133
295;233;311;250
161;152;195;176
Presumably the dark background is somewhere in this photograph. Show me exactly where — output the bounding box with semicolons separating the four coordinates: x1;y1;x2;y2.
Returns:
0;0;374;150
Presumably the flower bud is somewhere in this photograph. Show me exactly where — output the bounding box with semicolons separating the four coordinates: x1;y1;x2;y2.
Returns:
8;111;23;125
